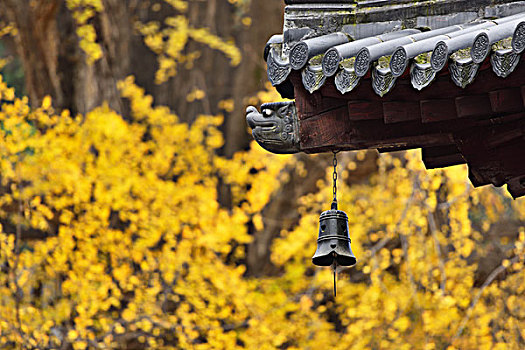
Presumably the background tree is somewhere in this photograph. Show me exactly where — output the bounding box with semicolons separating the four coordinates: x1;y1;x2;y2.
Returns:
0;0;282;152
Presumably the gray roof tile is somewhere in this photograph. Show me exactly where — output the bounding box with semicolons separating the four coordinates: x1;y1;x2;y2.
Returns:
266;11;525;96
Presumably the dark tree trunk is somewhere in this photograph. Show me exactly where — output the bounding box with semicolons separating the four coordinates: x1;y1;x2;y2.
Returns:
1;0;132;115
1;0;62;107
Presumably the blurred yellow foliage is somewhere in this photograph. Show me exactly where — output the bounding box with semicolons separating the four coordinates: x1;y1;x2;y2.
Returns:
0;0;525;343
65;0;241;76
66;0;104;64
0;24;17;38
272;152;525;350
136;1;241;84
186;88;206;102
0;69;523;348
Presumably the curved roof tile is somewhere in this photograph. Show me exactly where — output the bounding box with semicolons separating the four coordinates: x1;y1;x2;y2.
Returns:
266;11;525;96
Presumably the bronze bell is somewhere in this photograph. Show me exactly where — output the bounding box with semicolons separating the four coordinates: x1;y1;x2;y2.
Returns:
312;202;357;267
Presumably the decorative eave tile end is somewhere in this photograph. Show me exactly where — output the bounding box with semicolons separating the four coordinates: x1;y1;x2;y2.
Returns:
245;102;300;154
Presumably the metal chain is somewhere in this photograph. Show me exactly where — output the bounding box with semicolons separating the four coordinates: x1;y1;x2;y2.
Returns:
332;151;338;203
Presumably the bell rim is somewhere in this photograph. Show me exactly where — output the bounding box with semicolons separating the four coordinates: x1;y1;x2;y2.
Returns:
312;252;357;267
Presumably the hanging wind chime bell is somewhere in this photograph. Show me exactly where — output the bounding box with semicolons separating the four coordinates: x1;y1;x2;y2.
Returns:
312;152;357;296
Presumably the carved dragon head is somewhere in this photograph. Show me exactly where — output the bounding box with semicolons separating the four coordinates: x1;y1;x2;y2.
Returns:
245;102;299;154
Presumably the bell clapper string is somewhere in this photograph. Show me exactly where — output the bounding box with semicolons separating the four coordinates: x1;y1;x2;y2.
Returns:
332;254;337;298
